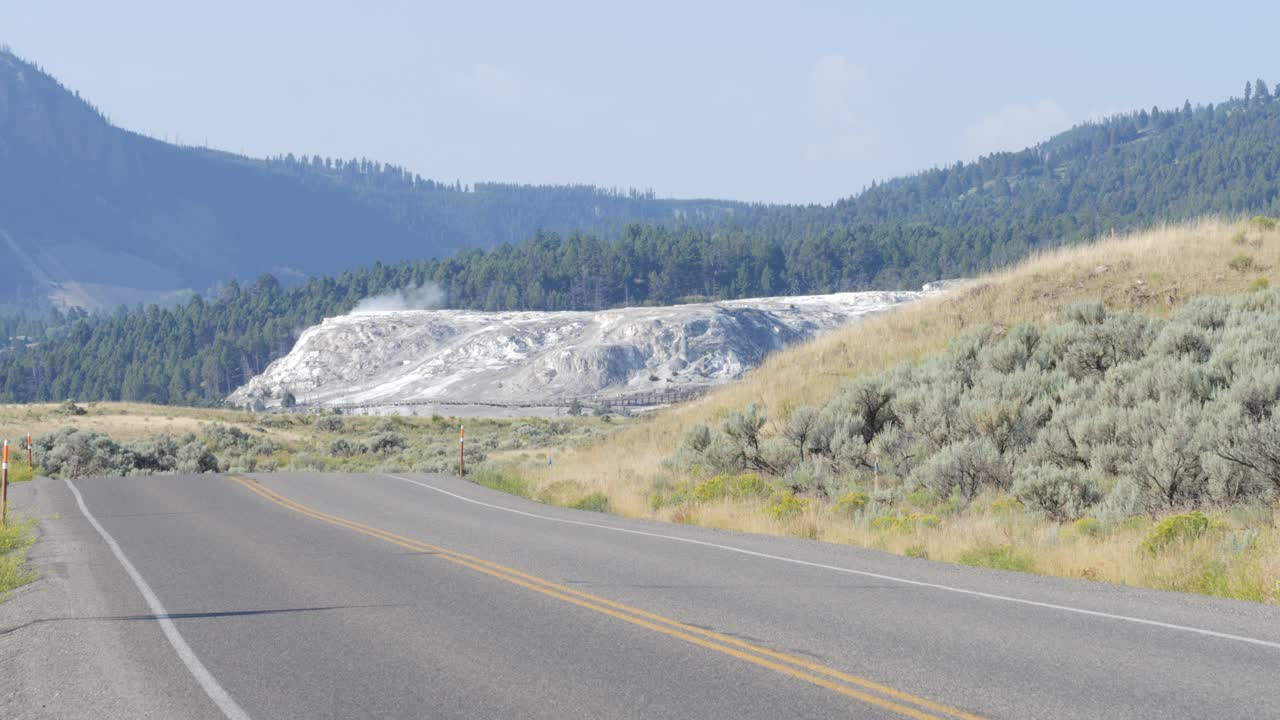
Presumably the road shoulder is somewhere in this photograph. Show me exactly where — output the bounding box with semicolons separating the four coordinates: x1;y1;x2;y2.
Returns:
0;479;200;719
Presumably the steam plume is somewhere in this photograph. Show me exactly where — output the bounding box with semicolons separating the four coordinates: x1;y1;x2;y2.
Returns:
350;284;446;314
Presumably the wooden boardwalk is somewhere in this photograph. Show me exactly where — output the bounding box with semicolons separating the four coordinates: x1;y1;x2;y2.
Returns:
303;386;709;414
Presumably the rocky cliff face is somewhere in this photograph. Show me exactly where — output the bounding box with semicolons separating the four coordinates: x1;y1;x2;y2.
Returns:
229;289;940;414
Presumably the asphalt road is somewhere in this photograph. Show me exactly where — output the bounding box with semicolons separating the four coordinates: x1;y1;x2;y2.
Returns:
4;472;1280;719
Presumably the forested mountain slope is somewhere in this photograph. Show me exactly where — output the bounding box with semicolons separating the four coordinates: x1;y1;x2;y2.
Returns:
1;49;1278;405
0;49;748;310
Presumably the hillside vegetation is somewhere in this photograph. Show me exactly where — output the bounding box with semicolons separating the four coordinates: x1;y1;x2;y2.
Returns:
3;51;1280;405
0;402;620;484
505;217;1280;603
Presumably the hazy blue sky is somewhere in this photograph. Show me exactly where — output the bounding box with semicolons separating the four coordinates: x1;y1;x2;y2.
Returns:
3;1;1277;203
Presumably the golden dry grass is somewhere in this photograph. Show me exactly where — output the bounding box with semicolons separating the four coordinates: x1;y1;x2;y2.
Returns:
0;402;312;446
638;494;1278;602
509;216;1280;602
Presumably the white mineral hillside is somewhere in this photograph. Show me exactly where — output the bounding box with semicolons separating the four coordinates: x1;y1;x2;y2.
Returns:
229;286;952;416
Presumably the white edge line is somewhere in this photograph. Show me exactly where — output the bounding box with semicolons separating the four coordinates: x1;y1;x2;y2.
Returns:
381;473;1280;652
64;479;253;720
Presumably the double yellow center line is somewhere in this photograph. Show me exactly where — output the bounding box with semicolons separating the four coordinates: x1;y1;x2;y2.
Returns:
229;475;983;720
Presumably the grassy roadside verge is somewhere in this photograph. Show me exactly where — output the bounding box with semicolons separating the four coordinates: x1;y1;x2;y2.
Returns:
7;463;35;483
468;465;613;513
472;459;1279;603
0;517;37;600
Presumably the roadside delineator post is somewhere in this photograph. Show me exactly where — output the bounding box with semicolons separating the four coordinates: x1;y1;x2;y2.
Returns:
2;439;9;527
27;433;33;469
459;424;465;477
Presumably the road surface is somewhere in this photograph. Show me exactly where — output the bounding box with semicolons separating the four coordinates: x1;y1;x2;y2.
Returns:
2;472;1278;719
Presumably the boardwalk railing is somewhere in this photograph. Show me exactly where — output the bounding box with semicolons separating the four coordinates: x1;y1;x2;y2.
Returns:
289;385;710;414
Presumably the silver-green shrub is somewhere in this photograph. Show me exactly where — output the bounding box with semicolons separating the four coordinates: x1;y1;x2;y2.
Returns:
1011;465;1102;521
665;288;1280;512
1096;477;1144;523
911;438;1007;502
34;427;220;479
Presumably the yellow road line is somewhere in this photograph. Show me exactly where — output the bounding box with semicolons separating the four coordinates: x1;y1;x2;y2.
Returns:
229;476;983;720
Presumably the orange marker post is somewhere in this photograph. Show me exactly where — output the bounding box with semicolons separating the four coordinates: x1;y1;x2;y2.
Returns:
2;440;9;527
459;425;466;477
27;433;33;469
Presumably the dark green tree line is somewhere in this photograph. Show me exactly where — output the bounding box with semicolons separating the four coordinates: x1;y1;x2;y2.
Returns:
2;82;1280;405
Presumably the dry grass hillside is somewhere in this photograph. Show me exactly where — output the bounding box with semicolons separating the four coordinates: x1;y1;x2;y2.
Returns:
504;217;1280;603
537;217;1280;511
0;403;288;444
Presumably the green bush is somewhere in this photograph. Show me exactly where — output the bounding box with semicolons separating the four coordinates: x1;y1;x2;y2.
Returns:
202;424;255;453
315;415;345;432
957;543;1036;573
328;438;360;457
691;472;773;503
54;399;87;416
1011;466;1102;521
1229;254;1257;273
648;479;694;510
763;495;810;521
729;473;772;499
870;513;941;532
692;475;727;503
1073;517;1104;537
648;492;667;512
833;490;869;516
905;489;935;507
570;492;611;513
176;442;217;474
1141;512;1211;554
912;439;1007;502
366;432;407;454
34;428;221;479
1249;215;1277;231
989;495;1024;514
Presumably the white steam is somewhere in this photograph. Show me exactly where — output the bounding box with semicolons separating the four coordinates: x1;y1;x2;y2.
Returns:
351;284;446;314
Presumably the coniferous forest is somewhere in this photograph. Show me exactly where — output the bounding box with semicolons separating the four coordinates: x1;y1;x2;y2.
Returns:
1;76;1279;404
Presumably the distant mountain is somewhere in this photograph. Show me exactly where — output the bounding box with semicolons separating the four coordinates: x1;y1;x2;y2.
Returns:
741;84;1280;284
0;49;751;310
1;47;1279;405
